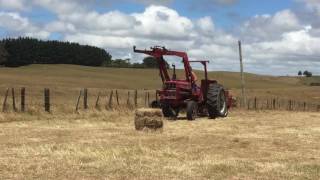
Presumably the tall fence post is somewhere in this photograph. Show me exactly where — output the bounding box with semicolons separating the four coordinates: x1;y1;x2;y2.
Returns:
2;88;9;112
83;88;88;110
238;40;247;108
44;88;50;112
11;88;17;112
21;87;25;112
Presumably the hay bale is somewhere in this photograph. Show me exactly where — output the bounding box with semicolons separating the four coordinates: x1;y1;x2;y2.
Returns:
135;108;163;131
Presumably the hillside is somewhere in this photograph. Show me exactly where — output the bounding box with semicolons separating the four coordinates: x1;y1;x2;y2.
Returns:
0;64;319;103
0;64;302;89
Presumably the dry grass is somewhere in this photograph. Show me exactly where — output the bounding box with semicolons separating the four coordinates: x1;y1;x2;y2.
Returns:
1;64;319;111
0;110;319;179
0;64;302;90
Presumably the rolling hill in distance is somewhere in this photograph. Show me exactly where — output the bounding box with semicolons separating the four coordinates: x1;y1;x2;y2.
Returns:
0;64;307;89
0;64;319;102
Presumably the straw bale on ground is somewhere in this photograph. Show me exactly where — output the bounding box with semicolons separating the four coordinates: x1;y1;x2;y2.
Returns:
135;108;163;131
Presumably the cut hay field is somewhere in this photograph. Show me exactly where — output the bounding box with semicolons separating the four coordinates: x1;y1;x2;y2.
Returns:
0;110;319;179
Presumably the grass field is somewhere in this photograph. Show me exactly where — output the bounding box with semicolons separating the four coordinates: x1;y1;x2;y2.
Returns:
0;65;319;179
0;64;303;89
0;64;319;105
0;110;319;179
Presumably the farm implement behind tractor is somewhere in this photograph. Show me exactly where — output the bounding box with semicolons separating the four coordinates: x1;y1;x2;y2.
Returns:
134;46;232;120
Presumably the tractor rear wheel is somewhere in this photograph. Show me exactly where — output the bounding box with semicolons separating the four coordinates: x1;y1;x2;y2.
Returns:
186;101;198;121
162;104;179;119
207;83;228;119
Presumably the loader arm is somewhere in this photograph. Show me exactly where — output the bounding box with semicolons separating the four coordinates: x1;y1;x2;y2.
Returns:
133;46;196;84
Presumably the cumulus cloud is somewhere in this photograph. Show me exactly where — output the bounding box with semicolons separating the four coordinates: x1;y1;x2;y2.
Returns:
132;6;194;40
0;12;50;39
303;0;320;16
0;0;319;75
240;9;302;42
0;0;28;11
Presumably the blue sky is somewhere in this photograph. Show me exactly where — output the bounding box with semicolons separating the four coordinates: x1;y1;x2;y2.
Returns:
0;0;319;75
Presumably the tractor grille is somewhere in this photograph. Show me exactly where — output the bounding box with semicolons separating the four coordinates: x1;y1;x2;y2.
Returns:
164;91;176;99
165;83;176;90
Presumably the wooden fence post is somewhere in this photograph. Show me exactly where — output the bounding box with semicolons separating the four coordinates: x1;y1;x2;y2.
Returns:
108;90;113;109
21;87;25;112
76;90;82;111
83;88;88;110
238;40;247;108
147;92;150;107
127;91;131;107
272;99;276;110
317;105;320;112
134;90;138;108
95;92;100;109
144;91;147;107
155;90;159;102
44;88;50;112
254;97;257;110
115;90;119;106
288;100;292;111
11;88;17;112
2;88;9;112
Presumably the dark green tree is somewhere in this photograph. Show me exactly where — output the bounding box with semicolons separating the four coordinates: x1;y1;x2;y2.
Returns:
298;71;302;76
303;70;313;77
110;59;131;68
0;43;8;65
143;56;158;68
0;37;112;67
143;56;170;69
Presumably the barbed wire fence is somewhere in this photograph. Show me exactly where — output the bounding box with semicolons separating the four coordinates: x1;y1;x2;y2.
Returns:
1;87;319;114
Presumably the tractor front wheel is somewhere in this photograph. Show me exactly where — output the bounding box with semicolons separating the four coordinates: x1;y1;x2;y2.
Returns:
207;83;228;119
162;104;179;119
186;101;198;121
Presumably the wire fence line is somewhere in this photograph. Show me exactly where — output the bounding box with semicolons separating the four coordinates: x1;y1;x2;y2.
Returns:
1;87;319;113
236;97;320;112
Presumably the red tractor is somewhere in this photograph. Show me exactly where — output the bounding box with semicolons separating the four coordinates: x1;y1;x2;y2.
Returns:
134;46;232;120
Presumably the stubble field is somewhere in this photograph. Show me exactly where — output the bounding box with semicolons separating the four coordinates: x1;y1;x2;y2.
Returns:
0;110;319;179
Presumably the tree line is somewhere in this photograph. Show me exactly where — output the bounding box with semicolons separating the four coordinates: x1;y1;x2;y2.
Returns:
0;37;112;67
0;37;163;69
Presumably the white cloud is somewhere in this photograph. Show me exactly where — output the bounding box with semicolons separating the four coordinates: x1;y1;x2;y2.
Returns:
132;6;194;40
0;0;27;11
0;12;50;39
0;1;320;75
196;16;215;35
303;0;320;16
240;9;301;42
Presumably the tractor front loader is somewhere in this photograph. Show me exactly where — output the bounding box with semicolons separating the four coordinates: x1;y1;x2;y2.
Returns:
134;46;232;120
